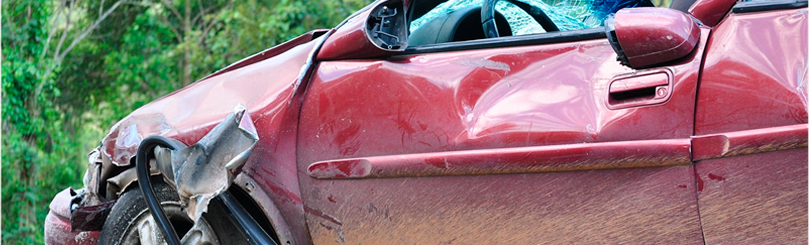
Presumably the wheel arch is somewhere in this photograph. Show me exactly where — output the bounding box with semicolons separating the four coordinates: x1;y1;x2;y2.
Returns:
232;174;295;245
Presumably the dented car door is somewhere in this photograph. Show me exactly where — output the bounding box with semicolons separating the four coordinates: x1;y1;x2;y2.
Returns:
296;4;710;244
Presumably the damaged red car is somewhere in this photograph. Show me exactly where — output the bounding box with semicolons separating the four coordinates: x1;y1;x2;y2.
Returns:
45;0;808;244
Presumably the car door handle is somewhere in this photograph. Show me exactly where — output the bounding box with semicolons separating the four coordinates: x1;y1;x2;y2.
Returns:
607;69;672;109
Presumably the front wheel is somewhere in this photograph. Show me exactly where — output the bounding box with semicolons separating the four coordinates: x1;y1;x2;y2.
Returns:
98;180;245;245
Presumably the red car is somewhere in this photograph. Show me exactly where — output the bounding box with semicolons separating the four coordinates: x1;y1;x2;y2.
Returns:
45;0;807;244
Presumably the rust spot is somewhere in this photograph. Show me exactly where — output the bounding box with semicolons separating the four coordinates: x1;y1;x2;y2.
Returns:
707;173;726;181
678;185;687;188
697;175;705;192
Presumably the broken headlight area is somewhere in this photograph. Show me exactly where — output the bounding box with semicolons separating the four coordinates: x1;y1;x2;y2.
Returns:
68;107;259;230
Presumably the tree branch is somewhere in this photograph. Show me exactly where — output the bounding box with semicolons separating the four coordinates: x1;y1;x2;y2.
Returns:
197;0;231;44
56;0;127;61
197;18;219;45
192;0;220;27
155;6;184;43
35;0;130;105
53;0;74;60
123;1;156;7
135;72;158;98
192;0;205;25
99;0;106;18
160;0;184;23
41;0;66;59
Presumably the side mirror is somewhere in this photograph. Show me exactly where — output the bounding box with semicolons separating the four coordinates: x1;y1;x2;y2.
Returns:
366;0;407;51
317;0;407;60
605;8;700;69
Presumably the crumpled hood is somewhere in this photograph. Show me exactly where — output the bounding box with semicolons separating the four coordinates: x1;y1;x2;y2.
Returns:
102;30;326;166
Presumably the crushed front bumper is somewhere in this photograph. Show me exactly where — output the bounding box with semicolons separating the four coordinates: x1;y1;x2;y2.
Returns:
44;188;100;245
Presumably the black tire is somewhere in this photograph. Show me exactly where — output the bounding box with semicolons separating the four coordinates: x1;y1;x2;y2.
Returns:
98;180;247;245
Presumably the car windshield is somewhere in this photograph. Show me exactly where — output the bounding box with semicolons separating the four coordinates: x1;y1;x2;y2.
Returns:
411;0;653;35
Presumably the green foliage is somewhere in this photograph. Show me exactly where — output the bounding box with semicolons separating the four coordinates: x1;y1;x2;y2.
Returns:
2;1;86;243
2;0;365;243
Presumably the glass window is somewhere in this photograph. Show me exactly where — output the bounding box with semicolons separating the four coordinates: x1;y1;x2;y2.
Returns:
409;0;654;44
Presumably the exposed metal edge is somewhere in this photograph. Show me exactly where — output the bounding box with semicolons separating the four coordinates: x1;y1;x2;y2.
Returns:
308;139;691;179
403;28;606;54
691;124;809;161
732;0;808;14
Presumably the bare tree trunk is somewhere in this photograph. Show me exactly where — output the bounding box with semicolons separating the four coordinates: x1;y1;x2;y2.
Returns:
183;0;192;86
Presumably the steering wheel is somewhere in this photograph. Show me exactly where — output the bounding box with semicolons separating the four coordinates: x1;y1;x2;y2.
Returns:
481;0;559;38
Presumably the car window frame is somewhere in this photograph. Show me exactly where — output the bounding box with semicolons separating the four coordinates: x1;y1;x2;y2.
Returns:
403;27;605;54
732;0;808;13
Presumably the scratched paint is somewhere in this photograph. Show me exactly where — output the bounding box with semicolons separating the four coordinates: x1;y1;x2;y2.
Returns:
298;25;711;243
695;149;808;244
691;124;808;161
305;166;703;244
694;10;809;244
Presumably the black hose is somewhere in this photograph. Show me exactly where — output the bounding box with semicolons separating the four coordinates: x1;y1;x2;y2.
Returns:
136;136;181;245
219;192;278;245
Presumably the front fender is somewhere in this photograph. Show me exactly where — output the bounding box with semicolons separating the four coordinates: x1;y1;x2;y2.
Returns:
102;30;327;167
71;30;328;244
